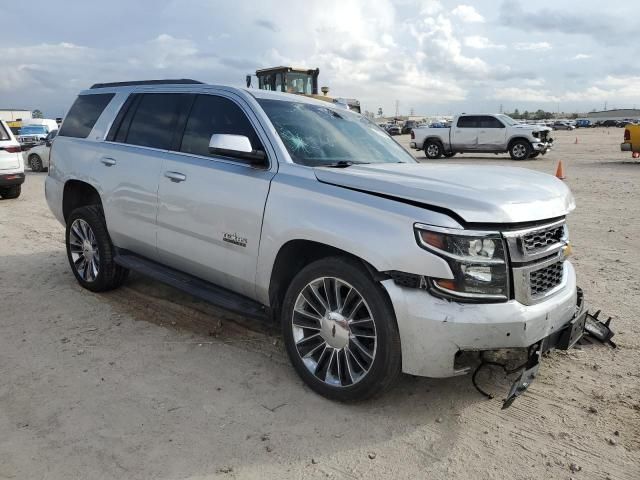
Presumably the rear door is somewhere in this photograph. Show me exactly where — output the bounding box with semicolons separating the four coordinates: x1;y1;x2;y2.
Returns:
99;92;193;260
156;92;276;299
0;121;21;171
452;116;479;150
477;116;507;150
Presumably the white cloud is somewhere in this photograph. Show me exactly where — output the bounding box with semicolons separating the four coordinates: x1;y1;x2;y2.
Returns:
572;53;591;60
514;42;552;51
451;5;485;23
463;36;505;49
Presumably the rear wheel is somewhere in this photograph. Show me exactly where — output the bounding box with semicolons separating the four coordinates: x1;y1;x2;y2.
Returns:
509;140;532;160
29;154;43;172
281;257;402;401
0;185;21;199
424;140;443;159
66;205;129;292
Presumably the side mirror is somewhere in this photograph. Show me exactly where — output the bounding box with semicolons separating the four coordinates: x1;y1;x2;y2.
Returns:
208;134;267;166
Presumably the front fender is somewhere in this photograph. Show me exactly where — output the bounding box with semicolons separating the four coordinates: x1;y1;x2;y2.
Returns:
255;169;459;305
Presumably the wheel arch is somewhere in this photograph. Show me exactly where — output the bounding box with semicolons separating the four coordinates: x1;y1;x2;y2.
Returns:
507;136;533;149
62;180;103;222
268;239;383;318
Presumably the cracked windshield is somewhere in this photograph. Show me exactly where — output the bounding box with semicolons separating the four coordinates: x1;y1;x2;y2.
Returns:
258;99;415;166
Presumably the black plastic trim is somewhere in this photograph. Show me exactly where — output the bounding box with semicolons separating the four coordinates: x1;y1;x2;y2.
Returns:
90;79;204;89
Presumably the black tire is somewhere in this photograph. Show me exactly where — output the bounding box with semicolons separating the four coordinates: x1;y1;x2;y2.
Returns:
443;152;456;158
0;185;21;199
281;256;402;401
29;154;43;172
65;205;129;292
424;140;443;159
529;152;540;158
509;140;532;160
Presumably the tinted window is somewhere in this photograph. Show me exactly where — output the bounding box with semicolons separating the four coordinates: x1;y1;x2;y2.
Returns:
59;94;115;138
181;95;262;157
478;116;505;128
125;94;182;149
457;116;478;128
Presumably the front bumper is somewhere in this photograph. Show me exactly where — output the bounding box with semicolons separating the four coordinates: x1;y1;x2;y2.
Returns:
532;141;552;154
0;172;25;187
382;261;578;377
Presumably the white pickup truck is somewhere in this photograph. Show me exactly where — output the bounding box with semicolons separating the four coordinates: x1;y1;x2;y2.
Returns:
410;114;553;160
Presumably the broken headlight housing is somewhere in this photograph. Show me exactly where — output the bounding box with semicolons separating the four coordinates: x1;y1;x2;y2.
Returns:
415;224;509;302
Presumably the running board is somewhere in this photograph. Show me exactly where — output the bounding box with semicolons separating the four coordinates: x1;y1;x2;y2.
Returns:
114;251;269;321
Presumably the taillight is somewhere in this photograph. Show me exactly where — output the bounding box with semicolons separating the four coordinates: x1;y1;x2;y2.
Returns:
2;146;21;153
624;129;630;141
410;130;415;139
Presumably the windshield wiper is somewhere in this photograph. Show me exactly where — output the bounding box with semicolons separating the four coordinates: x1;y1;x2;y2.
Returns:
321;161;372;168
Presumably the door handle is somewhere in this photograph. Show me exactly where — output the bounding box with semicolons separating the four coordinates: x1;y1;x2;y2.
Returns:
164;171;187;183
100;157;116;166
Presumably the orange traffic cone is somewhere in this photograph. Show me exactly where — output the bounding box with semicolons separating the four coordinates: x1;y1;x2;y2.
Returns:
574;137;578;144
555;160;566;180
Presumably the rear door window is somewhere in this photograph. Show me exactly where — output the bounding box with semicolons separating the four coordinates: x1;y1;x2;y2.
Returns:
457;116;478;128
180;94;263;157
58;93;115;138
124;94;185;149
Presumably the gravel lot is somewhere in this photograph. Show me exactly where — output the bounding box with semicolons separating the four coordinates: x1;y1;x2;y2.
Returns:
1;128;638;479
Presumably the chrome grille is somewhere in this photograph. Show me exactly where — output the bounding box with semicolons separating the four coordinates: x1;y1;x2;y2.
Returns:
522;224;565;252
529;261;564;297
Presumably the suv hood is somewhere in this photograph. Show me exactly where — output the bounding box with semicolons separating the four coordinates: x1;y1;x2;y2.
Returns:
314;163;575;224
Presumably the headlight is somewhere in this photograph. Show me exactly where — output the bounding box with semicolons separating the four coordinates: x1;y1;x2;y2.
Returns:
415;224;509;301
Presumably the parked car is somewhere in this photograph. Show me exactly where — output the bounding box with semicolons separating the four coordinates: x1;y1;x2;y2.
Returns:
552;121;575;131
410;113;553;160
600;120;619;127
0;120;25;199
24;129;57;172
385;124;401;135
401;120;419;135
46;81;586;403
575;119;594;128
16;119;58;150
621;124;640;157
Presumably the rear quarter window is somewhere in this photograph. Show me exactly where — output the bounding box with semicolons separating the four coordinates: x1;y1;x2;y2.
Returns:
59;93;115;138
0;122;10;141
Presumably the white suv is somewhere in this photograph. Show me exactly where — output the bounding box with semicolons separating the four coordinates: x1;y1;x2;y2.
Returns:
0;120;25;199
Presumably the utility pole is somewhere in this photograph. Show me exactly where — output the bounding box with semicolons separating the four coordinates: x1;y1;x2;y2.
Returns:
499;104;503;114
395;100;400;118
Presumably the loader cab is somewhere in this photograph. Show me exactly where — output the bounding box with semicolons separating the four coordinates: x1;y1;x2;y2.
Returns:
250;66;319;95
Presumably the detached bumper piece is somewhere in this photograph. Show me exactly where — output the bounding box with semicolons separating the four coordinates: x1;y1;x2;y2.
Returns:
472;288;616;409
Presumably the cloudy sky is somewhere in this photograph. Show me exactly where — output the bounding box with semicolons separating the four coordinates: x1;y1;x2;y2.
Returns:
1;0;638;117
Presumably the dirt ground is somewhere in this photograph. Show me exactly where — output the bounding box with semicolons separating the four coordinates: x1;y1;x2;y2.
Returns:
1;128;638;479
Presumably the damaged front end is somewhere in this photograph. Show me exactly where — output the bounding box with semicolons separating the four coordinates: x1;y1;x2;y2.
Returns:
467;289;615;408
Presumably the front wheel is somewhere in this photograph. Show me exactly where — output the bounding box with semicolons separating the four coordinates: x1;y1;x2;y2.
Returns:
281;257;402;401
424;140;443;159
66;205;129;292
29;154;43;172
509;140;532;160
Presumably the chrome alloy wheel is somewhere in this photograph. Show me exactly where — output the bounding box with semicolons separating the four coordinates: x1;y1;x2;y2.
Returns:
426;144;440;157
291;277;377;387
512;143;527;159
69;219;100;282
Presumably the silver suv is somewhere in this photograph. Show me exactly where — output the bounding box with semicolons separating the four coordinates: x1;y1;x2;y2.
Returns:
46;80;586;402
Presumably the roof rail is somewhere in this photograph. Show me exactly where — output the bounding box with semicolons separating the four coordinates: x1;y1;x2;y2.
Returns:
90;79;204;89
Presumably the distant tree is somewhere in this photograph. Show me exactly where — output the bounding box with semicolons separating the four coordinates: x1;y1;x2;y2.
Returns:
513;108;520;119
377;107;383;117
32;109;43;119
569;112;579;119
533;109;547;120
522;110;530;120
